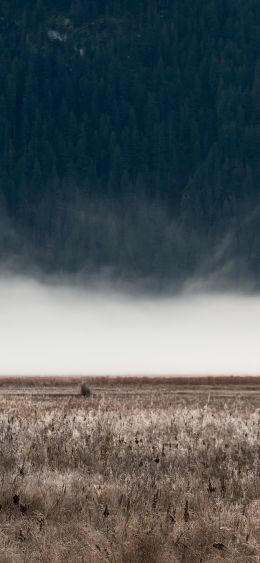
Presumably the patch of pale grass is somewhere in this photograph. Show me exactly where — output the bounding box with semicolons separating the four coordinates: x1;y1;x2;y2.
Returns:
0;393;258;562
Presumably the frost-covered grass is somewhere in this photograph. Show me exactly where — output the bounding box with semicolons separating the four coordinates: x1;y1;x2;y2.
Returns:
0;390;259;562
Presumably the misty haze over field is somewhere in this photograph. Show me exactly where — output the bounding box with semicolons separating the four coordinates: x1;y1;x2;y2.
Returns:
0;277;259;376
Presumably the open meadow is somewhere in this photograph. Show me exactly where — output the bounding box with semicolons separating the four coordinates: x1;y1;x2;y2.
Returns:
0;377;259;562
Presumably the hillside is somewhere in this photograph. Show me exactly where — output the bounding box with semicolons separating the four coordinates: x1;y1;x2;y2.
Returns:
0;0;259;287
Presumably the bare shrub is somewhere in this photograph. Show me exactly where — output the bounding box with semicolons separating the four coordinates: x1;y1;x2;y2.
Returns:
80;382;91;397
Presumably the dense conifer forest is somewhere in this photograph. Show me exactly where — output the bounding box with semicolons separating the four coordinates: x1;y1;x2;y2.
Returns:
0;0;259;288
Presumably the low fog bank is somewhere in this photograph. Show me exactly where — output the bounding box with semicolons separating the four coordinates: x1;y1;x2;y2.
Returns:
0;277;259;376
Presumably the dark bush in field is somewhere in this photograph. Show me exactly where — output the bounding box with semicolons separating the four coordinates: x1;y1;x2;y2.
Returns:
80;382;91;397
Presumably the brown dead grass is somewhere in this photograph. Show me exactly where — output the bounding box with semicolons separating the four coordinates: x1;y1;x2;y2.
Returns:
0;381;259;562
0;374;259;387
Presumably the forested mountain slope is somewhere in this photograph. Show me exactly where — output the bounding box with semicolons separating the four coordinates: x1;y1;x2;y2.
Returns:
0;0;259;287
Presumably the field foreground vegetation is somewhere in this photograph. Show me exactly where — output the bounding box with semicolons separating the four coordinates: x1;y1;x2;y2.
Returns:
0;377;259;562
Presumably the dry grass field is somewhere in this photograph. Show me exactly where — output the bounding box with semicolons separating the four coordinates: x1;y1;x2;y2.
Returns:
0;377;259;562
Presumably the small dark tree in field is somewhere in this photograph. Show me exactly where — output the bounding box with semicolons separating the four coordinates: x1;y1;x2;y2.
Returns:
80;382;91;397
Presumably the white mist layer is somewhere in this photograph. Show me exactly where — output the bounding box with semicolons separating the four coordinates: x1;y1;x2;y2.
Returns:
0;278;259;375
